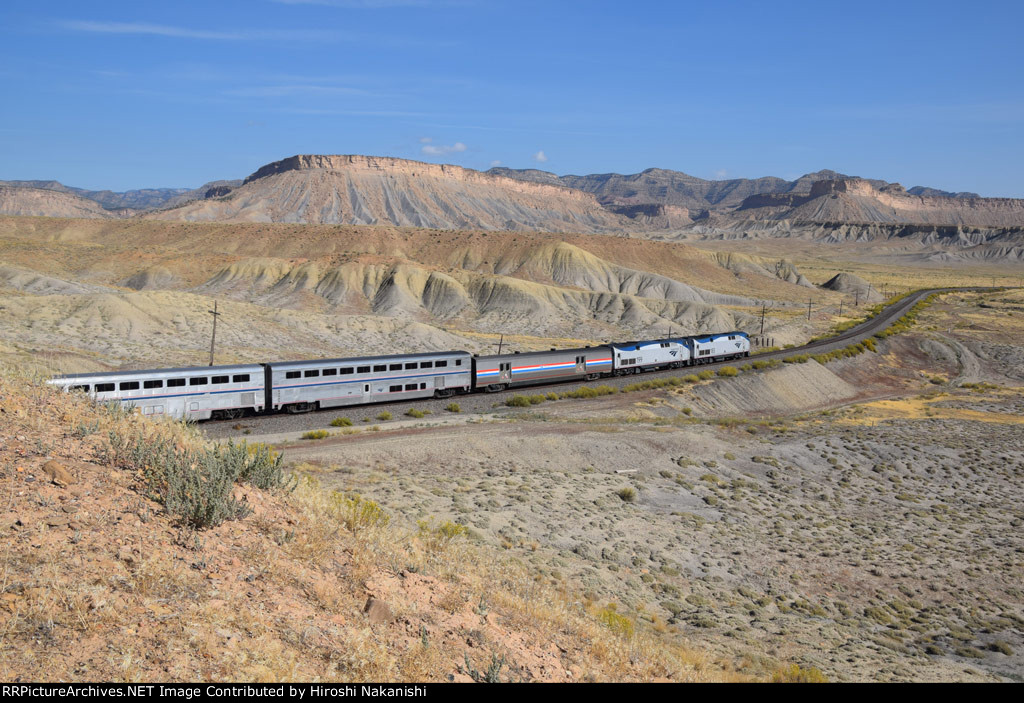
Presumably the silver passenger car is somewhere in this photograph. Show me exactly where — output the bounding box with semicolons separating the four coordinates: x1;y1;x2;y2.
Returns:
266;351;472;413
472;345;613;391
48;364;266;421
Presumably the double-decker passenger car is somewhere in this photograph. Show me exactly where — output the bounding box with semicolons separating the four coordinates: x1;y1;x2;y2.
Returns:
266;351;472;413
610;339;691;375
472;346;613;391
688;331;750;363
48;364;266;421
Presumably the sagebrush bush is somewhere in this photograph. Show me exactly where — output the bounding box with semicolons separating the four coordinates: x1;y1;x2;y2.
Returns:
405;408;427;418
616;487;637;502
376;411;393;421
330;416;353;427
717;366;738;377
302;429;330;440
445;402;461;413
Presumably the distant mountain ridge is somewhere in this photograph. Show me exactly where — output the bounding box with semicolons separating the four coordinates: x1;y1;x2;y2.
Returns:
0;178;242;211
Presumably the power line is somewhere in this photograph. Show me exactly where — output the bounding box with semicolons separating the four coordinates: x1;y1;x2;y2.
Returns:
208;301;221;366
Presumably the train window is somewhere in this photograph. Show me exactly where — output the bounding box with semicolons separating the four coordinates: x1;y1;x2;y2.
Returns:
370;364;383;372
285;371;300;379
340;367;354;375
95;383;114;393
420;383;426;390
576;355;585;364
322;368;337;376
455;359;461;366
190;377;208;385
211;376;228;384
421;361;433;369
728;335;736;340
405;383;417;391
404;362;417;370
389;364;402;371
120;381;139;391
70;385;90;392
435;360;448;368
389;385;402;393
304;370;319;378
144;380;163;389
358;366;371;374
168;378;185;387
233;374;250;383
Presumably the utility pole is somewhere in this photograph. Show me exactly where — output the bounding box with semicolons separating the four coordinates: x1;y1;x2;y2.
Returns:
839;299;844;317
807;298;812;321
759;303;766;336
496;334;504;355
855;289;859;307
208;301;221;366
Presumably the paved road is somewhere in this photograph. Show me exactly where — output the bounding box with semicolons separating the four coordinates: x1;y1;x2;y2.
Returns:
202;286;993;440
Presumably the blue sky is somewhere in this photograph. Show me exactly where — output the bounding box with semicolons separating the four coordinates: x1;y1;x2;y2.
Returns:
2;0;1022;195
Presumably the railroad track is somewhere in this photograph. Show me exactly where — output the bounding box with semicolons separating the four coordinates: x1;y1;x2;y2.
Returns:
203;286;995;439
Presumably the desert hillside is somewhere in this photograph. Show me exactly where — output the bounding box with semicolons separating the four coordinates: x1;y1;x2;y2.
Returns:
0;369;755;682
0;215;829;373
147;155;636;233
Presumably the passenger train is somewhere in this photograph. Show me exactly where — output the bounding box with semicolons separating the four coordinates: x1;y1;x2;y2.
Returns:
49;331;750;421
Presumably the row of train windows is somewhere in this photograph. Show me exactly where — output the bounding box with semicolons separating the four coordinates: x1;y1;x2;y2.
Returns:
389;383;427;392
69;374;250;393
282;359;459;380
697;349;713;356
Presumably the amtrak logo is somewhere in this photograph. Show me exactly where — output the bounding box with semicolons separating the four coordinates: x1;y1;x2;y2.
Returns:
669;350;678;357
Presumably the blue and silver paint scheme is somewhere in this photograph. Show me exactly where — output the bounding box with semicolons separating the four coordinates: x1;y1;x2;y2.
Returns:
688;331;750;363
610;338;691;373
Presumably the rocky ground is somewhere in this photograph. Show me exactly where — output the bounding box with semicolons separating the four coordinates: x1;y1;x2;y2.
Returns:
256;290;1024;682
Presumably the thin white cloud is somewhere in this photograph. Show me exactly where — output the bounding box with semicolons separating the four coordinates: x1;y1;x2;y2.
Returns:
422;141;467;156
532;150;548;163
61;20;349;42
419;137;433;143
489;160;501;167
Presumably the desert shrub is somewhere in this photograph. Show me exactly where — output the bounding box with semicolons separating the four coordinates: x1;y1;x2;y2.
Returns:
596;603;634;638
616;487;637;502
329;491;390;534
240;442;292;491
445;402;461;413
559;385;618;400
697;370;715;380
406;408;427;418
302;429;330;440
106;428;254;529
330;416;353;427
771;663;829;683
545;392;559;401
783;354;810;364
506;395;531;407
683;374;700;383
417;518;469;552
717;366;738;377
527;395;546;405
376;411;393;421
